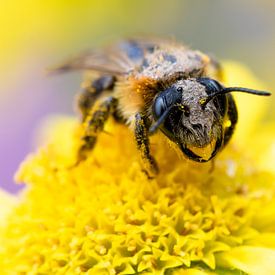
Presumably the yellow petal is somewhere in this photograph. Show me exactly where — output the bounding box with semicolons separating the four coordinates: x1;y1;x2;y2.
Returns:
246;123;275;173
217;246;275;275
252;201;275;232
222;61;270;146
246;233;275;249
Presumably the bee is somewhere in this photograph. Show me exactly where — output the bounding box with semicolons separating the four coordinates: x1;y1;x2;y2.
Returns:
50;37;270;177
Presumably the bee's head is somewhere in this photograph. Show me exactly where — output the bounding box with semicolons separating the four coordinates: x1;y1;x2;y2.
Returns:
150;78;270;162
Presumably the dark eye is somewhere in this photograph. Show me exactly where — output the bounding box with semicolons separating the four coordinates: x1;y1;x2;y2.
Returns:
153;96;167;119
197;78;223;95
197;77;227;114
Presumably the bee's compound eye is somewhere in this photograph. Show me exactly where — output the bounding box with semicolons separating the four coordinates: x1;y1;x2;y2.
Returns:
197;78;223;95
153;96;167;119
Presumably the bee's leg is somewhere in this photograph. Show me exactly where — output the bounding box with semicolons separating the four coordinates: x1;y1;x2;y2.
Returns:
135;113;159;178
77;96;118;162
224;94;238;146
77;75;116;121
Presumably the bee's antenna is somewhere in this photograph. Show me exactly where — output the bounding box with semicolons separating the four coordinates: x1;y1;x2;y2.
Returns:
201;87;271;108
222;87;271;96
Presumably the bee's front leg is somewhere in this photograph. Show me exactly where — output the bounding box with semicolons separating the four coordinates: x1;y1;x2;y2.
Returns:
135;113;159;178
77;96;118;163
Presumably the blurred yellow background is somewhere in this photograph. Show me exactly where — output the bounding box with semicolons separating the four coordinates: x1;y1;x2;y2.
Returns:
1;0;275;192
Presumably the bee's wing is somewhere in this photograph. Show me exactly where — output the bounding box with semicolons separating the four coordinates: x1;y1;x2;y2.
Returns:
48;43;147;75
47;37;176;76
47;48;134;76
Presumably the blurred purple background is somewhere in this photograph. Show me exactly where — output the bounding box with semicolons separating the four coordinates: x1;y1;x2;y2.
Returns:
1;0;275;193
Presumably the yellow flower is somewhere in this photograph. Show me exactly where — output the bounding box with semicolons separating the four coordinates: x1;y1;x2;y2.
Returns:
0;62;275;275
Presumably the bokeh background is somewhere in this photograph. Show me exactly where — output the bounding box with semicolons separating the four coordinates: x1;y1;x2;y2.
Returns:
1;0;275;193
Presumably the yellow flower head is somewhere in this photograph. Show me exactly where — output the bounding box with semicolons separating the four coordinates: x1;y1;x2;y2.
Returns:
0;62;275;275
